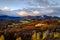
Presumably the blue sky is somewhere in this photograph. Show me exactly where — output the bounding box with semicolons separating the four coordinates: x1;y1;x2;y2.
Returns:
0;0;60;17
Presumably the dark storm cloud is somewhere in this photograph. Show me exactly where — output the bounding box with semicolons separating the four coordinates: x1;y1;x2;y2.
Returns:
35;0;49;6
0;10;19;16
26;0;49;7
47;7;60;16
17;7;60;16
26;0;60;8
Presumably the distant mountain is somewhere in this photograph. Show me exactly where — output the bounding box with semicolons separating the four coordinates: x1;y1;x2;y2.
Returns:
22;15;60;20
0;15;22;21
0;15;60;21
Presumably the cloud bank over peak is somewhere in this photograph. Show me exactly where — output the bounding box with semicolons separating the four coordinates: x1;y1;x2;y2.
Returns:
0;6;60;17
16;8;54;16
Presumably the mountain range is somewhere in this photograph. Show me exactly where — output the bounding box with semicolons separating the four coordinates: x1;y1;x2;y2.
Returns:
0;15;60;21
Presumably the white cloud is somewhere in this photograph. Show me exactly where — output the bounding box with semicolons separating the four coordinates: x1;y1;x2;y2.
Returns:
42;9;54;14
2;6;11;11
32;10;40;16
16;11;29;16
33;10;40;14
